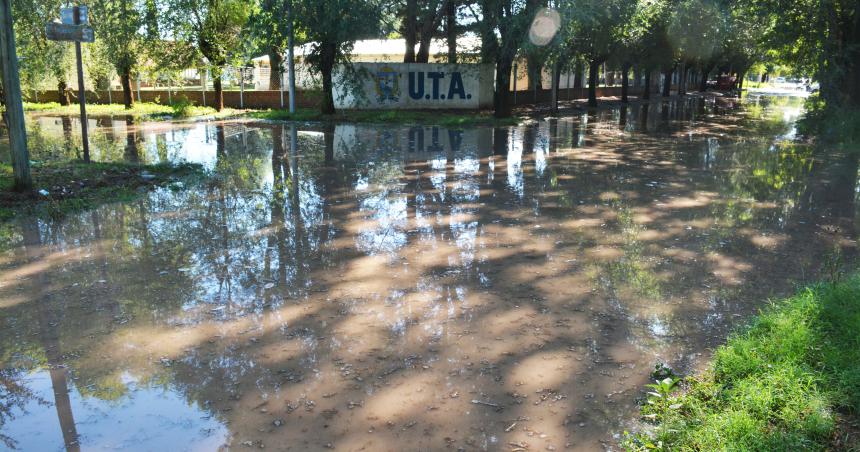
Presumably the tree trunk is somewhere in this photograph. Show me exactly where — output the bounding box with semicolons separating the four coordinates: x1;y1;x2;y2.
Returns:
124;115;138;162
587;59;599;107
643;71;651;100
550;61;560;114
526;53;542;91
269;48;283;91
493;56;513;118
57;80;69;105
678;64;687;96
120;70;134;109
403;0;417;63
213;73;224;111
445;0;456;63
416;1;442;63
320;42;336;114
416;38;432;63
662;67;672;97
737;71;745;90
573;62;582;88
620;62;630;103
700;70;709;92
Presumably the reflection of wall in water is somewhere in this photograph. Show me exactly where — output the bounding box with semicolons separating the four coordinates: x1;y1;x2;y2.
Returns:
333;125;493;162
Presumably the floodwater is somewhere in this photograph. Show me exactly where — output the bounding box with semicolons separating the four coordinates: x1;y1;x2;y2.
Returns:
1;94;857;451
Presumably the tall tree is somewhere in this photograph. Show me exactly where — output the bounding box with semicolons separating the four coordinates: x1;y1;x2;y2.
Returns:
478;0;540;118
612;0;662;103
249;0;293;91
559;0;634;107
401;0;448;63
91;0;144;108
168;0;251;110
667;0;722;96
296;0;382;114
444;0;457;63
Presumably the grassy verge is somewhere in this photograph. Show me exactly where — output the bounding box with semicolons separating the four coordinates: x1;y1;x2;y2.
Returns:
22;101;237;121
624;275;860;451
0;160;206;221
796;95;860;145
247;107;522;127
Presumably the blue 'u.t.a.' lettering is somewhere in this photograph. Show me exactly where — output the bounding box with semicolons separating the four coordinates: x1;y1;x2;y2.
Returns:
408;71;472;101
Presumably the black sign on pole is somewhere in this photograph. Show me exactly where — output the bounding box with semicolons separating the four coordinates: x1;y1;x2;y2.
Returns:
45;23;94;43
46;5;93;162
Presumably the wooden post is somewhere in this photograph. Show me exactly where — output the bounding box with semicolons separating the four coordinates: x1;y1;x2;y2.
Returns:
0;0;32;190
73;6;90;162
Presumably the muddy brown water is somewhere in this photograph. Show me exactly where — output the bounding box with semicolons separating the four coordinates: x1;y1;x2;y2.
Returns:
1;94;857;451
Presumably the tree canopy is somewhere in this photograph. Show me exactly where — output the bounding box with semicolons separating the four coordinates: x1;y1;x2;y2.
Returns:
5;0;858;115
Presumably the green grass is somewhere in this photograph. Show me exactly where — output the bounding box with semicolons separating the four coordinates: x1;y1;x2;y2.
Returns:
625;275;860;451
0;160;206;221
247;107;522;127
796;95;860;146
22;101;236;121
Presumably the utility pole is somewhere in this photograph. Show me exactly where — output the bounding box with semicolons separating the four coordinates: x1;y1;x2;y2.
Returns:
0;0;32;190
287;0;296;113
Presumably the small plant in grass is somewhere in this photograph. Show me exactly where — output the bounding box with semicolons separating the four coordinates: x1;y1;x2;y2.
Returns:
170;97;194;118
645;377;681;405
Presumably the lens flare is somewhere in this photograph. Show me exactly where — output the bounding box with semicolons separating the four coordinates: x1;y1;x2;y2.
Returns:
529;8;561;46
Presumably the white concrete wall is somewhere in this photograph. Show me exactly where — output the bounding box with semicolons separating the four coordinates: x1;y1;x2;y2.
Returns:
333;63;494;110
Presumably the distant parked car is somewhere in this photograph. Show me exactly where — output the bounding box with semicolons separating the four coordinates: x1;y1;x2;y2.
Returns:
774;77;786;83
716;75;736;90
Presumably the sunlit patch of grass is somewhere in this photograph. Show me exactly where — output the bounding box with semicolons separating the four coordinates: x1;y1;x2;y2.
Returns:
624;274;860;451
22;101;232;121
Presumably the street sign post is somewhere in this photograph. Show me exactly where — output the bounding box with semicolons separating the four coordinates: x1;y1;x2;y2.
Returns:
46;5;93;162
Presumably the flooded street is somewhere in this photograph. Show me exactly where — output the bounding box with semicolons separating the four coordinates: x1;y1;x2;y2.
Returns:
1;95;857;451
